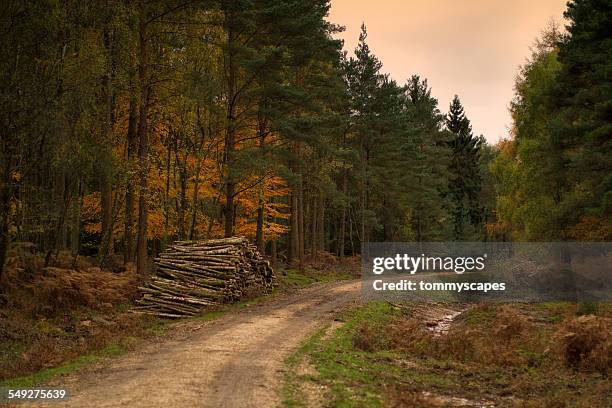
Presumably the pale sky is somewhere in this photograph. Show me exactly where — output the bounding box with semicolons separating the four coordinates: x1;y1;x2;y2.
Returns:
328;0;568;143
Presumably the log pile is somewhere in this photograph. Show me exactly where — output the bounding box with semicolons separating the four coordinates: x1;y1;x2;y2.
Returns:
132;237;275;318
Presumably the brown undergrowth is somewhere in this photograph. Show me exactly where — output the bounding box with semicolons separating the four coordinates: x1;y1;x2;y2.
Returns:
295;301;611;407
0;245;151;382
381;303;611;406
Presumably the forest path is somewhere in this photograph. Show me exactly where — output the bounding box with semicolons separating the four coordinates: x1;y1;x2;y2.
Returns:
45;280;361;408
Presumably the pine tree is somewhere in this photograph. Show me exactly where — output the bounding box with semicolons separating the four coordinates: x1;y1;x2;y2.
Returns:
343;24;385;246
547;0;612;239
446;96;472;137
446;95;483;239
401;75;452;241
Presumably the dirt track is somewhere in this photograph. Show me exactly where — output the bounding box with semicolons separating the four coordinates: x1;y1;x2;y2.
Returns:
45;280;361;408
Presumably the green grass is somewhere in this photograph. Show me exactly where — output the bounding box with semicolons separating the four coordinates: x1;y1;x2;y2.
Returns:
283;302;399;408
282;328;326;408
278;268;354;288
460;304;497;325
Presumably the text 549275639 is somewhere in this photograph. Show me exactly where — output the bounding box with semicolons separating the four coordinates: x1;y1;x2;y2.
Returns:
1;388;69;402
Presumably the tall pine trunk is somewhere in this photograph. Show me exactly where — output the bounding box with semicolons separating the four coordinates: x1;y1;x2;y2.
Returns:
289;191;299;265
255;115;266;251
0;170;11;282
188;165;202;240
311;191;318;259
297;175;304;267
177;156;187;241
70;179;82;255
189;116;207;240
136;2;150;275
98;21;115;265
318;193;325;252
124;94;137;264
162;141;171;247
338;172;347;257
222;15;237;239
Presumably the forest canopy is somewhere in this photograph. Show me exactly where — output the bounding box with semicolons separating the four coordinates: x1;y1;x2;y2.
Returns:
0;0;609;279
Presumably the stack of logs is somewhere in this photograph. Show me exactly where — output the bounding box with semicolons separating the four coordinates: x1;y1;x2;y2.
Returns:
133;237;275;318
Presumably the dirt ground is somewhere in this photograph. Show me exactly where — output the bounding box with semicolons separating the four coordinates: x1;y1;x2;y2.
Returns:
38;280;361;408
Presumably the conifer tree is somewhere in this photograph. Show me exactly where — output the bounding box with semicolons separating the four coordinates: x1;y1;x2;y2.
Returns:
547;0;612;239
446;95;483;239
401;76;452;241
343;24;385;246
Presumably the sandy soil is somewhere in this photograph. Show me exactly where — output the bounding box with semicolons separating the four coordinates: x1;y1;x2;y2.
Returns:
41;280;361;408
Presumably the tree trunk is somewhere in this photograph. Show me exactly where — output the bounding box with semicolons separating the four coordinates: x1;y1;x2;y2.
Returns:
99;176;113;263
70;179;82;255
58;170;68;250
349;204;355;256
178;160;187;240
360;164;366;248
188;175;200;241
99;22;115;264
270;239;277;269
124;94;137;264
311;191;318;259
255;114;266;252
255;196;264;252
0;174;11;282
318;193;325;252
223;19;237;238
304;191;311;252
289;191;299;266
224;181;235;238
46;172;71;265
163;140;171;247
360;147;370;257
338;172;347;257
188;123;207;240
136;2;150;275
297;176;304;269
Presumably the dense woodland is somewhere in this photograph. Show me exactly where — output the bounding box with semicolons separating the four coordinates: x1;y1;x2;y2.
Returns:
0;0;610;279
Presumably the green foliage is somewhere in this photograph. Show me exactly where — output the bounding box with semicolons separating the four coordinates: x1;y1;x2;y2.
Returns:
446;96;485;240
400;76;453;241
493;2;611;241
340;27;461;244
492;35;563;240
546;0;612;239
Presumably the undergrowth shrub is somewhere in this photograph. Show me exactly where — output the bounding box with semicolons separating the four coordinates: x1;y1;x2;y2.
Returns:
353;321;388;352
556;315;610;375
576;301;599;316
1;245;139;318
0;244;146;381
366;304;553;368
